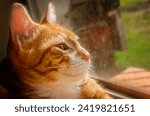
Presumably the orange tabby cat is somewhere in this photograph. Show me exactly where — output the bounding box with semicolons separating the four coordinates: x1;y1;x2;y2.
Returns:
8;2;111;98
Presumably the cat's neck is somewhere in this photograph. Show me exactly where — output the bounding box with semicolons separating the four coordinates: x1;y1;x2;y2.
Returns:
25;73;87;98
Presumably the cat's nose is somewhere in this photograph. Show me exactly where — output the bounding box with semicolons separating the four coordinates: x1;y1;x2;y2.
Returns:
81;53;90;61
78;48;90;61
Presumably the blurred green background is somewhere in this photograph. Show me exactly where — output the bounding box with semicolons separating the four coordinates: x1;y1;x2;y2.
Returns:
115;0;150;70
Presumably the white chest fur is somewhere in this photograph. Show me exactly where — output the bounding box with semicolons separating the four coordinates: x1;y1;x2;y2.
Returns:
32;77;83;99
35;83;80;98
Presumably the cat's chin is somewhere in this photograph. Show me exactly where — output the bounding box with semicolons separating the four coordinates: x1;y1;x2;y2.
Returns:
60;69;89;82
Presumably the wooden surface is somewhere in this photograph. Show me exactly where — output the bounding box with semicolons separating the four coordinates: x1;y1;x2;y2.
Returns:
97;67;150;99
112;67;150;94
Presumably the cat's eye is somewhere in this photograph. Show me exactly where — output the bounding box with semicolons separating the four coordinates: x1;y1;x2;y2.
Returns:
56;43;69;50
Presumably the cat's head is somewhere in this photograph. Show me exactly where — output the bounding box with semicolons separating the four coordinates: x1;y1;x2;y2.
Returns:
8;3;90;83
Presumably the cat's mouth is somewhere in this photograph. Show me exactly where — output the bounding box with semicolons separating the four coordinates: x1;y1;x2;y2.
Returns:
64;60;90;76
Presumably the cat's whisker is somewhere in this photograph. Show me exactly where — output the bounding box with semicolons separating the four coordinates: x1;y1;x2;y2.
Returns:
89;65;94;71
90;64;94;69
88;64;97;77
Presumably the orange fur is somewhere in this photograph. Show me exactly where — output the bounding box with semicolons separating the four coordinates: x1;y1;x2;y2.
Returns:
8;3;111;99
80;77;111;98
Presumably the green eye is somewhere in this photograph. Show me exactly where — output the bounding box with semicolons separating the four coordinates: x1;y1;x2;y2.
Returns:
56;43;69;50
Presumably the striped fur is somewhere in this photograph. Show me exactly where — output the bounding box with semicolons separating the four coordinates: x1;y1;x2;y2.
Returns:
8;3;111;99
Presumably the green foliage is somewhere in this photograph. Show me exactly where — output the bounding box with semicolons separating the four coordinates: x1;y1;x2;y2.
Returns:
115;9;150;69
120;0;148;7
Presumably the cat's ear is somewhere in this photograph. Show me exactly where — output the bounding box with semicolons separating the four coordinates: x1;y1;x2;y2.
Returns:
10;3;38;49
40;2;56;24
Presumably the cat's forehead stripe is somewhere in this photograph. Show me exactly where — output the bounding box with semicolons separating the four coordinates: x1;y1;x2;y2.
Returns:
40;35;64;49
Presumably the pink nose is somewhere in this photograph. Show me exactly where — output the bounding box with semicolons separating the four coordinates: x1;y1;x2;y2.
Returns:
81;53;90;61
78;48;90;61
